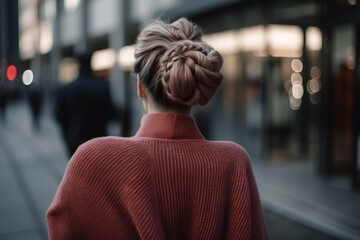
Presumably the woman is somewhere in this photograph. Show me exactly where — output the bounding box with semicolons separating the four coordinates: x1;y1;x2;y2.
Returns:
46;18;268;240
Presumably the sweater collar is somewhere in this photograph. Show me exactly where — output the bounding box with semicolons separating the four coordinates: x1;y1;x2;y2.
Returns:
135;113;204;140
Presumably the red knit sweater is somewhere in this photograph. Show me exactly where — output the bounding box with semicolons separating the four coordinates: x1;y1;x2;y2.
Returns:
46;113;268;240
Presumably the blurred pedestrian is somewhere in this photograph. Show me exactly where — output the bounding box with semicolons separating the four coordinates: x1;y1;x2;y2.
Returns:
54;52;118;157
27;85;43;131
47;18;268;239
0;84;7;122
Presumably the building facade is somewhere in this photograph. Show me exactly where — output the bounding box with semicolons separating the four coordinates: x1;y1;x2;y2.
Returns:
4;0;360;188
165;0;360;188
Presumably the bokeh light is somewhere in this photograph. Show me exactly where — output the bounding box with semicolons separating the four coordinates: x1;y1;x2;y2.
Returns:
306;27;322;51
22;69;34;85
291;73;302;85
6;65;17;81
292;84;304;99
307;78;321;94
289;96;302;110
91;48;116;71
284;80;292;92
291;59;303;73
118;45;136;71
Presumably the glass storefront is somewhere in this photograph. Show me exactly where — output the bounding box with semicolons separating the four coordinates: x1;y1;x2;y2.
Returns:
206;21;359;186
331;24;356;176
205;25;323;163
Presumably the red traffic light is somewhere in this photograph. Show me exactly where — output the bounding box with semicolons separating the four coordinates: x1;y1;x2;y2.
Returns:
6;65;17;81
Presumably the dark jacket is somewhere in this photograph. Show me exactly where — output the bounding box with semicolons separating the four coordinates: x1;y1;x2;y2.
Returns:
55;70;117;156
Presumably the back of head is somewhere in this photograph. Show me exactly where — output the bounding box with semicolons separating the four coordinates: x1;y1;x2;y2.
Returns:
134;18;223;107
75;52;92;72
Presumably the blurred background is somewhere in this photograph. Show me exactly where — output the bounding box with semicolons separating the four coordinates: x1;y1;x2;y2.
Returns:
0;0;360;239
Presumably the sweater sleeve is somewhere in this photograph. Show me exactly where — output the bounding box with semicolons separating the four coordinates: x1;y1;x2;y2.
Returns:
46;152;89;239
244;155;269;240
46;140;108;239
222;144;269;240
46;138;140;240
46;169;84;239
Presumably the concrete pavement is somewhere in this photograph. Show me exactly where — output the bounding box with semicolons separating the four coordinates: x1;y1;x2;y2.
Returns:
254;162;360;240
0;101;67;240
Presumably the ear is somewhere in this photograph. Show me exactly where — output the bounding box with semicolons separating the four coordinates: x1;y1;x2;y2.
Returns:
137;75;146;99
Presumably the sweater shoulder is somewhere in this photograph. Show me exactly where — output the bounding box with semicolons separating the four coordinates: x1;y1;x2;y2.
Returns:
79;136;142;152
207;140;252;170
77;136;144;156
212;140;250;159
68;136;149;174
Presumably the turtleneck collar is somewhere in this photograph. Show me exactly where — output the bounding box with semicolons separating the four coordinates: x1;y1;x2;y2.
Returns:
135;113;204;140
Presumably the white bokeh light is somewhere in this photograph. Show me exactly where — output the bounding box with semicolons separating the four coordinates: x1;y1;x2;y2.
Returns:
292;84;304;99
291;73;303;85
118;45;136;71
91;48;116;71
306;27;322;51
291;59;303;73
22;69;34;85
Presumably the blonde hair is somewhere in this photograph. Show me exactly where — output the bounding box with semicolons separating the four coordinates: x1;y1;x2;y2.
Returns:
134;18;223;107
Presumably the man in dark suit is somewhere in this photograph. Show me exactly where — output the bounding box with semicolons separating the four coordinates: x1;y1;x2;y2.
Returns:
54;53;119;157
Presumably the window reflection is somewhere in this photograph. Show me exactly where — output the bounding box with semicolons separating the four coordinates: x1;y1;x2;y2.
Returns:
64;0;81;11
205;24;326;161
332;24;355;175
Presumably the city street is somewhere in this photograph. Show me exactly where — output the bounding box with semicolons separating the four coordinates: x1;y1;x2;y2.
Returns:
0;101;356;240
1;0;360;239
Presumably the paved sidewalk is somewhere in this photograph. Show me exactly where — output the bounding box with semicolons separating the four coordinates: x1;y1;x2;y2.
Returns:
1;102;359;240
0;101;67;240
254;162;360;240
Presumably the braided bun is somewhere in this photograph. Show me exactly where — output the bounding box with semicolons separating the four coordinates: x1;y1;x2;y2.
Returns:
134;18;223;107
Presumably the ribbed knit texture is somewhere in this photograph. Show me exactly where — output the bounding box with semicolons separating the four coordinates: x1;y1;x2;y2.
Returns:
46;113;268;240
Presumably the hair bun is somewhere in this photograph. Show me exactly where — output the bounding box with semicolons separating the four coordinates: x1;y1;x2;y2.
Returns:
160;40;223;106
134;18;224;107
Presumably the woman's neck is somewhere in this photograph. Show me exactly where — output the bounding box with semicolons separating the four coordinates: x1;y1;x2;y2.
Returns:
146;101;191;115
